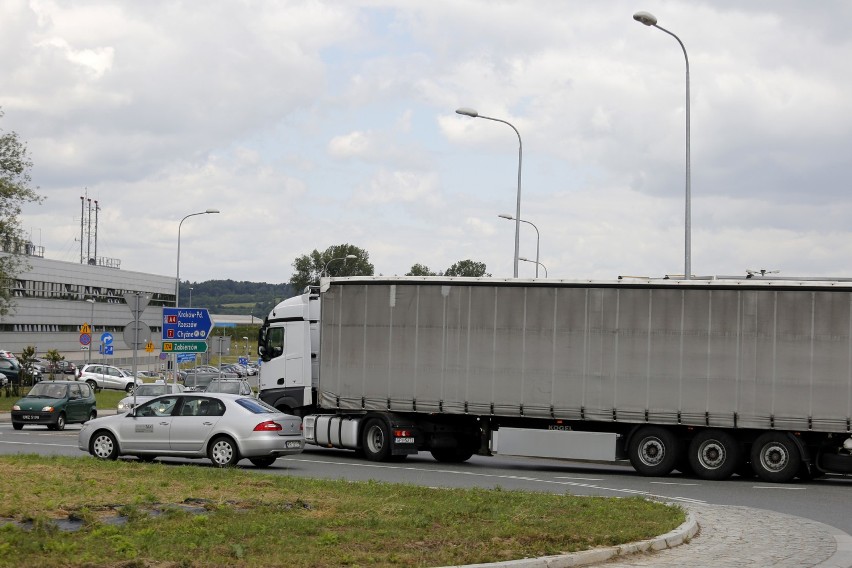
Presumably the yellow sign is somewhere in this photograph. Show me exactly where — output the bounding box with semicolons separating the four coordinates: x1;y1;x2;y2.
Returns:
145;341;155;353
80;323;92;335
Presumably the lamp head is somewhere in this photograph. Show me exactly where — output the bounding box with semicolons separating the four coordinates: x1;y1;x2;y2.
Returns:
456;107;479;118
633;11;657;26
205;209;220;214
497;214;514;220
345;254;357;260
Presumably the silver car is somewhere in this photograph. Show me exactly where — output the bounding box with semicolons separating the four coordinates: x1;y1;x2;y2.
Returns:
116;382;185;412
78;393;304;467
78;364;142;392
203;378;253;396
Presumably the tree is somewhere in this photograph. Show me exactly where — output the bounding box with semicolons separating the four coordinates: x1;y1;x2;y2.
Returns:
406;264;437;276
444;260;490;277
1;109;42;316
44;349;65;381
289;244;374;292
17;345;38;388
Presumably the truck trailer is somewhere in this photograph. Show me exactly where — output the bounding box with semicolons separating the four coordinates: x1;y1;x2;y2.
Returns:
257;276;852;483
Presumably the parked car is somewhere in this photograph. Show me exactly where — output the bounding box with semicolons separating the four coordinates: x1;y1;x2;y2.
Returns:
116;382;185;412
183;369;238;391
48;360;77;375
137;370;164;380
0;350;17;360
78;393;304;467
219;364;245;377
203;378;253;396
78;364;142;392
0;356;19;387
11;380;97;430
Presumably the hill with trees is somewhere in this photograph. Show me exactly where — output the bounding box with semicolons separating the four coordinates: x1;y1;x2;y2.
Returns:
178;280;291;318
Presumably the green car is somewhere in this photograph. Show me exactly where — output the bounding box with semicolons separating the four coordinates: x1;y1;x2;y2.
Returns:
11;380;98;431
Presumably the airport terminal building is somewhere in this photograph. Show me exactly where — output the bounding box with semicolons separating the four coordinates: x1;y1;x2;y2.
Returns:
0;244;173;369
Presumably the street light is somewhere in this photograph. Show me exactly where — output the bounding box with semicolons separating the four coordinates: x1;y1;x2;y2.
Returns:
323;254;357;277
175;208;219;381
456;107;523;278
498;213;540;277
519;257;547;278
85;298;95;365
633;10;691;279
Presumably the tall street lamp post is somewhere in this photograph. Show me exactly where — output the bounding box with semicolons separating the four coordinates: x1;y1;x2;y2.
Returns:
189;287;193;307
633;10;691;279
323;254;357;277
498;213;540;278
456;107;523;278
519;257;547;278
175;209;219;380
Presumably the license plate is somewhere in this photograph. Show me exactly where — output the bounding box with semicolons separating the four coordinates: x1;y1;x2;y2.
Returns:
22;415;40;420
285;440;302;449
396;437;414;444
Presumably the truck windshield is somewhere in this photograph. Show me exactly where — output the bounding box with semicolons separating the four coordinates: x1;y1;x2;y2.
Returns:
259;326;284;362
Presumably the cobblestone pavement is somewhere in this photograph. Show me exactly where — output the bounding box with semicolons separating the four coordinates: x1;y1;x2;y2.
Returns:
599;503;852;568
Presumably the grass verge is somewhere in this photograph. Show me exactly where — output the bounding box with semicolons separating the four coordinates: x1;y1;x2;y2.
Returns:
0;455;684;568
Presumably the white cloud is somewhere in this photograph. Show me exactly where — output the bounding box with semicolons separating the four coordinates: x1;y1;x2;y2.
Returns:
5;0;852;284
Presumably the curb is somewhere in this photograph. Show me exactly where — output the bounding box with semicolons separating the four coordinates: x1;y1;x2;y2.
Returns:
440;509;698;568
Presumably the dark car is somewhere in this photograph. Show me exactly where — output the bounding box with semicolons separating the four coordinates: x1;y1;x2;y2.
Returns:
0;356;20;387
11;380;98;430
48;360;77;375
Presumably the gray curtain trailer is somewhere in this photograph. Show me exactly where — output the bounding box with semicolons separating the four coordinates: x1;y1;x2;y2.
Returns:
258;276;852;482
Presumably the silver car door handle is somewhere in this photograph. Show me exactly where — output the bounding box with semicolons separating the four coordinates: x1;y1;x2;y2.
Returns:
160;421;169;426
202;421;214;426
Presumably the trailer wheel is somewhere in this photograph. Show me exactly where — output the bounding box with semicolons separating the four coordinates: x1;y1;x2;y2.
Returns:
361;418;392;461
750;432;801;483
688;430;741;481
628;426;679;477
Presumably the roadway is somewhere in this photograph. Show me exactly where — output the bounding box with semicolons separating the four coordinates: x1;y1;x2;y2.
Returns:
2;423;851;535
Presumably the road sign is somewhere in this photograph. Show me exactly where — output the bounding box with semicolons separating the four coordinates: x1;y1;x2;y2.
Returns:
123;321;151;349
145;340;155;353
80;323;92;334
99;345;114;356
238;357;248;365
162;308;213;341
162;341;209;353
177;353;196;363
123;292;151;317
80;333;91;346
100;332;114;345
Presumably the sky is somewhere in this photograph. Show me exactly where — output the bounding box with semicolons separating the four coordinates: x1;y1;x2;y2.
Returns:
3;0;852;284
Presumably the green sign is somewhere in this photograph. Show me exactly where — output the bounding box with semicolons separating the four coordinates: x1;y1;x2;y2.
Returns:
161;341;208;353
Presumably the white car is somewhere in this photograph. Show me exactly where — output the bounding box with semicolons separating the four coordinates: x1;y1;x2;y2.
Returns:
79;364;142;392
78;392;304;467
117;382;185;412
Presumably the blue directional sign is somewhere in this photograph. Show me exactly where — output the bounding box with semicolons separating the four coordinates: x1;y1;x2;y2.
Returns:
238;357;248;366
99;345;114;355
101;332;114;346
162;308;213;341
177;353;197;363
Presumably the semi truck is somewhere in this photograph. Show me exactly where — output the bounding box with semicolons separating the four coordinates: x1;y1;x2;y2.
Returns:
257;276;852;483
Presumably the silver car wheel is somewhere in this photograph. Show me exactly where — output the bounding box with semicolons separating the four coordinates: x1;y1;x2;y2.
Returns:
209;437;238;467
91;431;118;460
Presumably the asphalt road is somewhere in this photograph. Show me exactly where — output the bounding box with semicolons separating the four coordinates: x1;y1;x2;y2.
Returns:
2;423;851;535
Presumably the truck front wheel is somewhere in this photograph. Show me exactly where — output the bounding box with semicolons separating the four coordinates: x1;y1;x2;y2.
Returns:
750;432;801;483
361;418;392;461
688;429;741;480
628;426;679;477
